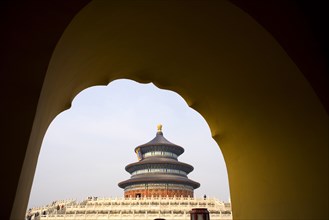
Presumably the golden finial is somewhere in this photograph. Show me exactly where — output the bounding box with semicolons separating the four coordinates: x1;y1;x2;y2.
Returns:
157;124;162;132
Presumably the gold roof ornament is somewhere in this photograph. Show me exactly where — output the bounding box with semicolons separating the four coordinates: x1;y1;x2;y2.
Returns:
157;124;162;132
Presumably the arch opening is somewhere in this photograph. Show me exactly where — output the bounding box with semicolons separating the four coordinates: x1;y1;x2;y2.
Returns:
27;79;232;218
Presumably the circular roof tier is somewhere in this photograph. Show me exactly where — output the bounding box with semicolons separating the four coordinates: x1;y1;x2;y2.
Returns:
125;157;194;174
134;130;184;156
118;174;200;189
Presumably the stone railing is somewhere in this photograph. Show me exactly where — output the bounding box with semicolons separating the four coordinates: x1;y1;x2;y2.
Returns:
26;197;232;220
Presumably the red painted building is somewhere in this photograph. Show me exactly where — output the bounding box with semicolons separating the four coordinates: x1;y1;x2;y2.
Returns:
119;125;200;198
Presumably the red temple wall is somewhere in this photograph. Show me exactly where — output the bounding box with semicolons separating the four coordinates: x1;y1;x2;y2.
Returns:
124;188;193;198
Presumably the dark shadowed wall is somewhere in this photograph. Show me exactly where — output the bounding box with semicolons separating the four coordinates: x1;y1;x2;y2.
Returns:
0;1;327;220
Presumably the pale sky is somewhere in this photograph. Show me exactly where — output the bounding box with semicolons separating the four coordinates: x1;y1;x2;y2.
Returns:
28;79;230;208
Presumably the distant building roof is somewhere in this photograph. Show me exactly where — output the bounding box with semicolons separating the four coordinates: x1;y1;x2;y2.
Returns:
134;130;184;156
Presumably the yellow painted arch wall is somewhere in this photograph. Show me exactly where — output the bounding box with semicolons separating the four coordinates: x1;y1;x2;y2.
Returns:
10;1;328;219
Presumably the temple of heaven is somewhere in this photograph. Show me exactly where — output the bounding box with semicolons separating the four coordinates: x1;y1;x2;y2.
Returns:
118;124;200;198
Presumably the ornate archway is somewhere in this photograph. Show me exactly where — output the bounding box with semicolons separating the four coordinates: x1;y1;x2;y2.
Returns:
5;1;328;219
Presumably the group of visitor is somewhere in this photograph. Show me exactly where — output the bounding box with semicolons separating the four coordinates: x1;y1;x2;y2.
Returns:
26;203;66;219
26;210;39;220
